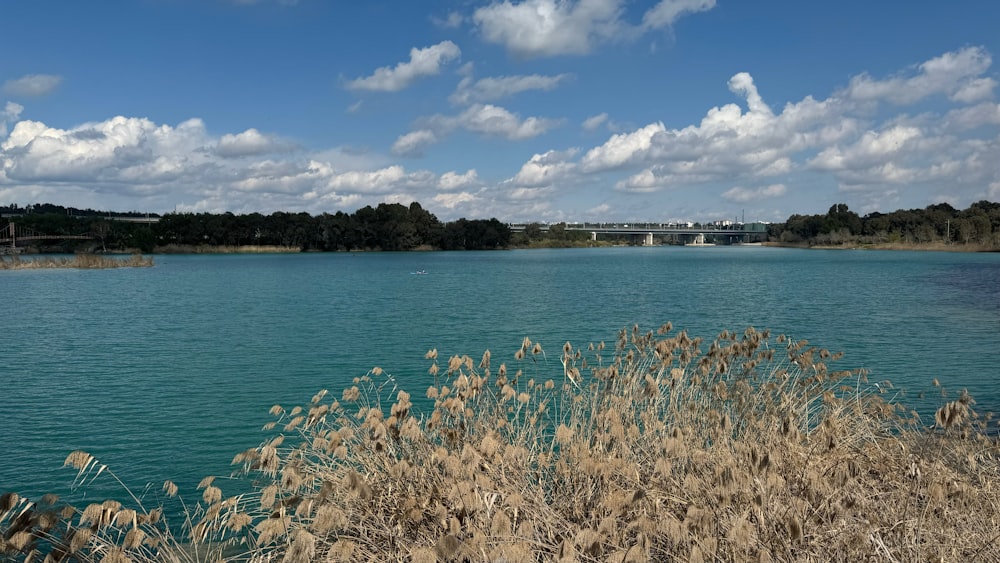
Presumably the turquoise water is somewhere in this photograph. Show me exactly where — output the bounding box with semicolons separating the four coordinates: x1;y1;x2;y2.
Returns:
2;247;998;505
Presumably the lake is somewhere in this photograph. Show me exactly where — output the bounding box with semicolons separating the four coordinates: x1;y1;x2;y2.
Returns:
2;246;998;506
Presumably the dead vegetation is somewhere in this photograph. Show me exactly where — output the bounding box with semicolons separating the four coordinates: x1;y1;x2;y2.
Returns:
3;324;999;562
0;253;153;270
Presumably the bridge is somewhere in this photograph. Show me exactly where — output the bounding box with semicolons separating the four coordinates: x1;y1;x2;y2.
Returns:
508;222;768;245
0;222;93;253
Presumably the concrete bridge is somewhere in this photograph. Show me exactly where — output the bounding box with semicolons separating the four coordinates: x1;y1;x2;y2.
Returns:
508;222;768;245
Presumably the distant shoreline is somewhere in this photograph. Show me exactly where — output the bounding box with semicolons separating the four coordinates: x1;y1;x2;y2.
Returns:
763;241;999;252
7;240;998;257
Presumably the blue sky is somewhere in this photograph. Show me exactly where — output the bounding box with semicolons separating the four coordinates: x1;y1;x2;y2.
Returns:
2;1;999;223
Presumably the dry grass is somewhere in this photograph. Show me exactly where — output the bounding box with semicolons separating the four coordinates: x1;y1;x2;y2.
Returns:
155;244;300;254
3;324;1000;562
0;253;153;269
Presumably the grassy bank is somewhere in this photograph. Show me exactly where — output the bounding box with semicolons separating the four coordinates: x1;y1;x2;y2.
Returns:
0;254;153;270
2;325;999;562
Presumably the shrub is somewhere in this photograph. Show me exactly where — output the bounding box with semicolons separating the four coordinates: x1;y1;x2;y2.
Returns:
3;324;999;562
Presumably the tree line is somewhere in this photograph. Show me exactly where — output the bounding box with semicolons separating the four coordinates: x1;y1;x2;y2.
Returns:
1;202;512;252
5;199;999;252
768;201;1000;247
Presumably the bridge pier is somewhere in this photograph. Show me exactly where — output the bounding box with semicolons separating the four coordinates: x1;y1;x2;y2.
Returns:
591;231;597;241
644;232;654;246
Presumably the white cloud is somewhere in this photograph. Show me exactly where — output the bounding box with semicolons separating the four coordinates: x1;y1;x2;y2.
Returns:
450;73;571;105
721;183;787;203
2;74;62;97
581;122;665;171
0;113;477;218
943;102;1000;131
323;165;435;194
509;149;577;187
1;102;24;138
232;159;329;194
516;46;1000;209
1;116;210;184
846;46;993;105
346;41;461;92
473;0;621;58
809;126;923;172
3;46;999;222
393;104;560;158
457;104;560;139
641;0;716;30
434;191;478;208
391;129;439;157
215;128;294;158
582;112;609;131
432;11;464;28
614;169;660;193
439;169;480;191
951;77;997;104
473;0;715;58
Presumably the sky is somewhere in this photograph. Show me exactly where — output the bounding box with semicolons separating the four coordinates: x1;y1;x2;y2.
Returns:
2;1;999;223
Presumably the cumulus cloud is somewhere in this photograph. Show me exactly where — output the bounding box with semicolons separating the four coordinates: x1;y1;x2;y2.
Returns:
509;149;578;187
0;112;483;217
434;191;478;208
516;46;1000;205
450;73;571;105
1;102;24;138
943;102;1000;132
439;169;480;191
3;74;62;97
613;169;661;193
3;46;998;222
581;122;665;171
215;128;295;157
346;41;461;92
324;165;435;193
456;104;560;139
473;0;715;58
394;103;560;158
1;116;211;184
951;77;997;104
391;129;439;157
846;46;993;105
809;126;923;172
721;183;787;203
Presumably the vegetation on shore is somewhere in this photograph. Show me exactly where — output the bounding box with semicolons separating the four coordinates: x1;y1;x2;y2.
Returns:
0;253;153;270
3;199;1000;253
768;201;1000;250
3;324;999;562
1;202;512;253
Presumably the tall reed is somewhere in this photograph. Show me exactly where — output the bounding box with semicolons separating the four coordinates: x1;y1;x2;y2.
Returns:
3;324;999;562
0;253;153;270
